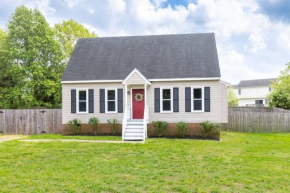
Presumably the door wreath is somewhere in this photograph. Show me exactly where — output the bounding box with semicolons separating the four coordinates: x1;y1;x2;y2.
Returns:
135;93;143;102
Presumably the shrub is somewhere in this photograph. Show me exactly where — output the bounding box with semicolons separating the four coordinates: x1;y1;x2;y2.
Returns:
152;121;168;137
107;119;119;134
199;121;221;138
88;117;99;135
67;119;81;134
176;121;189;138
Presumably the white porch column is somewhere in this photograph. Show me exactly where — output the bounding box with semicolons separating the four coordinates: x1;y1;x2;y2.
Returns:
125;84;128;108
144;84;147;108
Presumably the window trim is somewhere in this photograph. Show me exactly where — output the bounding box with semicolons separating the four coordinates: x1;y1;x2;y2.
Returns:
191;86;204;113
160;87;173;113
105;88;118;113
76;88;88;114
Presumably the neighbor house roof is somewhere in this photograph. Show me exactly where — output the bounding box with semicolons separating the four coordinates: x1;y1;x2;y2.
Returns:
237;78;277;88
62;33;221;82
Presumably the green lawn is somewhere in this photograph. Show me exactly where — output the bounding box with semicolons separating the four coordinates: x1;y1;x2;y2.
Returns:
0;132;290;192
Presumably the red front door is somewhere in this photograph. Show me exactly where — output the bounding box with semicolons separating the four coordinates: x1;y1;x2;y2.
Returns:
132;89;145;119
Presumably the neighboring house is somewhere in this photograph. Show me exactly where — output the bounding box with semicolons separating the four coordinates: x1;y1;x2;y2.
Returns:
61;33;228;141
233;78;277;107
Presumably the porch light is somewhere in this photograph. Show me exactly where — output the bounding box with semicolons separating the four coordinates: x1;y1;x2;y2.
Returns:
127;91;130;95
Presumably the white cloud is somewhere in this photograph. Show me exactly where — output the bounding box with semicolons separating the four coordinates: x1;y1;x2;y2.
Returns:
62;0;85;8
0;0;289;84
107;0;126;14
88;8;95;14
244;34;267;53
152;0;167;7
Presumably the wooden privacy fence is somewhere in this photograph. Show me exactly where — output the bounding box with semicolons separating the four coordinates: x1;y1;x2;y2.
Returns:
222;107;290;133
0;109;62;135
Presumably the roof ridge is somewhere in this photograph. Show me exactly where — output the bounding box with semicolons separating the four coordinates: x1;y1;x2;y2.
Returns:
78;32;215;40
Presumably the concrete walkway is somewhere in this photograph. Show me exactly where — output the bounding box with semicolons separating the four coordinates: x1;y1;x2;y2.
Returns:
20;139;144;144
0;136;25;143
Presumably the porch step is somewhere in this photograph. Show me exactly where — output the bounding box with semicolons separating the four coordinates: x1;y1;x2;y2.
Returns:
123;136;144;141
125;133;143;137
127;122;143;125
126;125;143;129
123;121;145;141
125;129;143;133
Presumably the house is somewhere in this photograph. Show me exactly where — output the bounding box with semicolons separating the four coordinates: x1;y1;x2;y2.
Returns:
61;33;228;141
233;78;277;107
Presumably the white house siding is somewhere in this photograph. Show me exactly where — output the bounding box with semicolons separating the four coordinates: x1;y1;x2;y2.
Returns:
62;80;228;124
238;99;267;106
147;80;227;123
233;86;270;106
126;72;146;84
62;82;125;124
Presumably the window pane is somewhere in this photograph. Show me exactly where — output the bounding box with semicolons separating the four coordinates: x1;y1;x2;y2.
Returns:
163;89;171;99
194;100;202;110
79;102;86;112
108;101;115;111
163;100;171;111
108;90;115;100
79;91;86;100
193;89;202;99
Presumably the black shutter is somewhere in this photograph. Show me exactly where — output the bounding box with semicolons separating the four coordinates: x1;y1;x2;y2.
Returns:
204;87;210;112
89;89;94;113
118;89;123;113
100;89;105;113
185;87;191;112
154;88;160;112
173;88;179;112
71;89;76;113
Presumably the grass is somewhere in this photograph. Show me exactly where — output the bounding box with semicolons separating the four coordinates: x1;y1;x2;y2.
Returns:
0;132;290;192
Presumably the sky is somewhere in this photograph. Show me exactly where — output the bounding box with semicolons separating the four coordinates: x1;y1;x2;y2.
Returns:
0;0;289;84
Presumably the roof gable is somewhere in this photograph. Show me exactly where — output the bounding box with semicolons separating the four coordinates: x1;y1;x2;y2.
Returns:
62;33;221;81
122;69;151;85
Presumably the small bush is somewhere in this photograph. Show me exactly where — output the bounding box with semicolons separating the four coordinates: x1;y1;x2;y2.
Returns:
199;121;220;138
67;119;81;134
88;117;99;135
152;121;168;137
176;121;189;138
107;119;119;134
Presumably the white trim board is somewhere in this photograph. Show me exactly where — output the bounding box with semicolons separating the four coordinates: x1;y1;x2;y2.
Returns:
62;77;221;84
62;80;122;84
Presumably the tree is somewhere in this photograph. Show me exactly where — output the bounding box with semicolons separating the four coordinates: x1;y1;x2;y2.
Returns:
0;6;65;109
228;86;239;107
54;19;97;60
0;29;11;108
268;63;290;110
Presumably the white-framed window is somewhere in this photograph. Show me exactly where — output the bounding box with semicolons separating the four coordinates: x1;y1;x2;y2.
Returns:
191;86;204;112
105;88;117;113
160;87;173;113
77;88;88;113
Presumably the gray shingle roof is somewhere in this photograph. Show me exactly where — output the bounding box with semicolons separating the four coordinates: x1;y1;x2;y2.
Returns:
62;33;221;81
237;78;277;87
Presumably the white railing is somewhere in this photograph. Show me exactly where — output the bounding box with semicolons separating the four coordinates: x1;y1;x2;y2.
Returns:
122;106;130;141
143;106;149;140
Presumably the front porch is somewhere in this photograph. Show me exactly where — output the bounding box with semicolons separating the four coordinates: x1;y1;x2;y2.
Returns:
122;69;151;141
